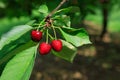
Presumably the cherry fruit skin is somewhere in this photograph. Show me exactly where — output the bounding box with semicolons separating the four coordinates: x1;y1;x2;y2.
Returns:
51;40;62;52
39;42;51;55
31;30;42;42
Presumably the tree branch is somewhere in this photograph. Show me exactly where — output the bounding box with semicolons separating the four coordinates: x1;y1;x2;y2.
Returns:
45;0;67;27
47;0;67;18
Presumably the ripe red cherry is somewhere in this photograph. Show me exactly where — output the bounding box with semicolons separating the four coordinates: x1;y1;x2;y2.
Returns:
39;42;51;55
31;30;42;42
51;40;62;52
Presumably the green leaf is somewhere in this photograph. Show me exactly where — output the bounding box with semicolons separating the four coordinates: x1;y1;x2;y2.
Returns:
53;15;71;27
55;6;79;14
0;41;36;66
0;25;32;50
55;7;73;14
0;46;36;80
59;27;91;47
26;20;36;25
0;17;30;36
0;41;36;75
38;4;48;14
52;40;77;62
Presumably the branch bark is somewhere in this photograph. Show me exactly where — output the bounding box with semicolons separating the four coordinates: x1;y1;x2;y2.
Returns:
47;0;67;18
45;0;67;27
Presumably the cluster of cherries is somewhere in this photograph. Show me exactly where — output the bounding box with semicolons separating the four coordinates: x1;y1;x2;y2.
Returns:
31;30;62;55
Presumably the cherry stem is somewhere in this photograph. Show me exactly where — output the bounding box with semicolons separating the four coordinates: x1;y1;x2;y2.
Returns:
48;33;54;40
36;0;67;31
52;24;57;40
37;19;45;31
46;29;49;43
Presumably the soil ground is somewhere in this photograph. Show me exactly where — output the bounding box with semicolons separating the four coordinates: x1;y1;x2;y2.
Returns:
30;21;120;80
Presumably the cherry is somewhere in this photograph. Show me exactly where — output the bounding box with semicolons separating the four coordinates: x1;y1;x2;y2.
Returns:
39;42;51;55
51;40;62;52
31;30;42;42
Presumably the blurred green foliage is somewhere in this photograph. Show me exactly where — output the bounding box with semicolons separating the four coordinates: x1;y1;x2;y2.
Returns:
0;0;120;33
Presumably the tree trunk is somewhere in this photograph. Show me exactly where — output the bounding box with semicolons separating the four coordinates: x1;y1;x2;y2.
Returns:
100;0;109;38
100;7;108;38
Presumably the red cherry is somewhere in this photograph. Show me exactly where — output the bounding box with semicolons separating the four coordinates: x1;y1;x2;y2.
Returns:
39;42;51;55
31;30;42;42
51;40;62;52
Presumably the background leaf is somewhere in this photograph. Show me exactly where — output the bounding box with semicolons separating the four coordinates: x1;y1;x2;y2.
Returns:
38;4;48;14
0;46;36;80
0;25;32;50
52;40;77;62
53;15;71;27
59;27;91;47
0;17;30;37
55;6;80;15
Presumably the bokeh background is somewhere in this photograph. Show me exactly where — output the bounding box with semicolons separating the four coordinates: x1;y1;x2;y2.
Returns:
0;0;120;80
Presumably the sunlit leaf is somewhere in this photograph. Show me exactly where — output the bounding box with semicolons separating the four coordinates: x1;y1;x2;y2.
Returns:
52;40;77;62
0;25;32;50
59;27;91;47
38;4;48;14
0;41;36;75
0;46;36;80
